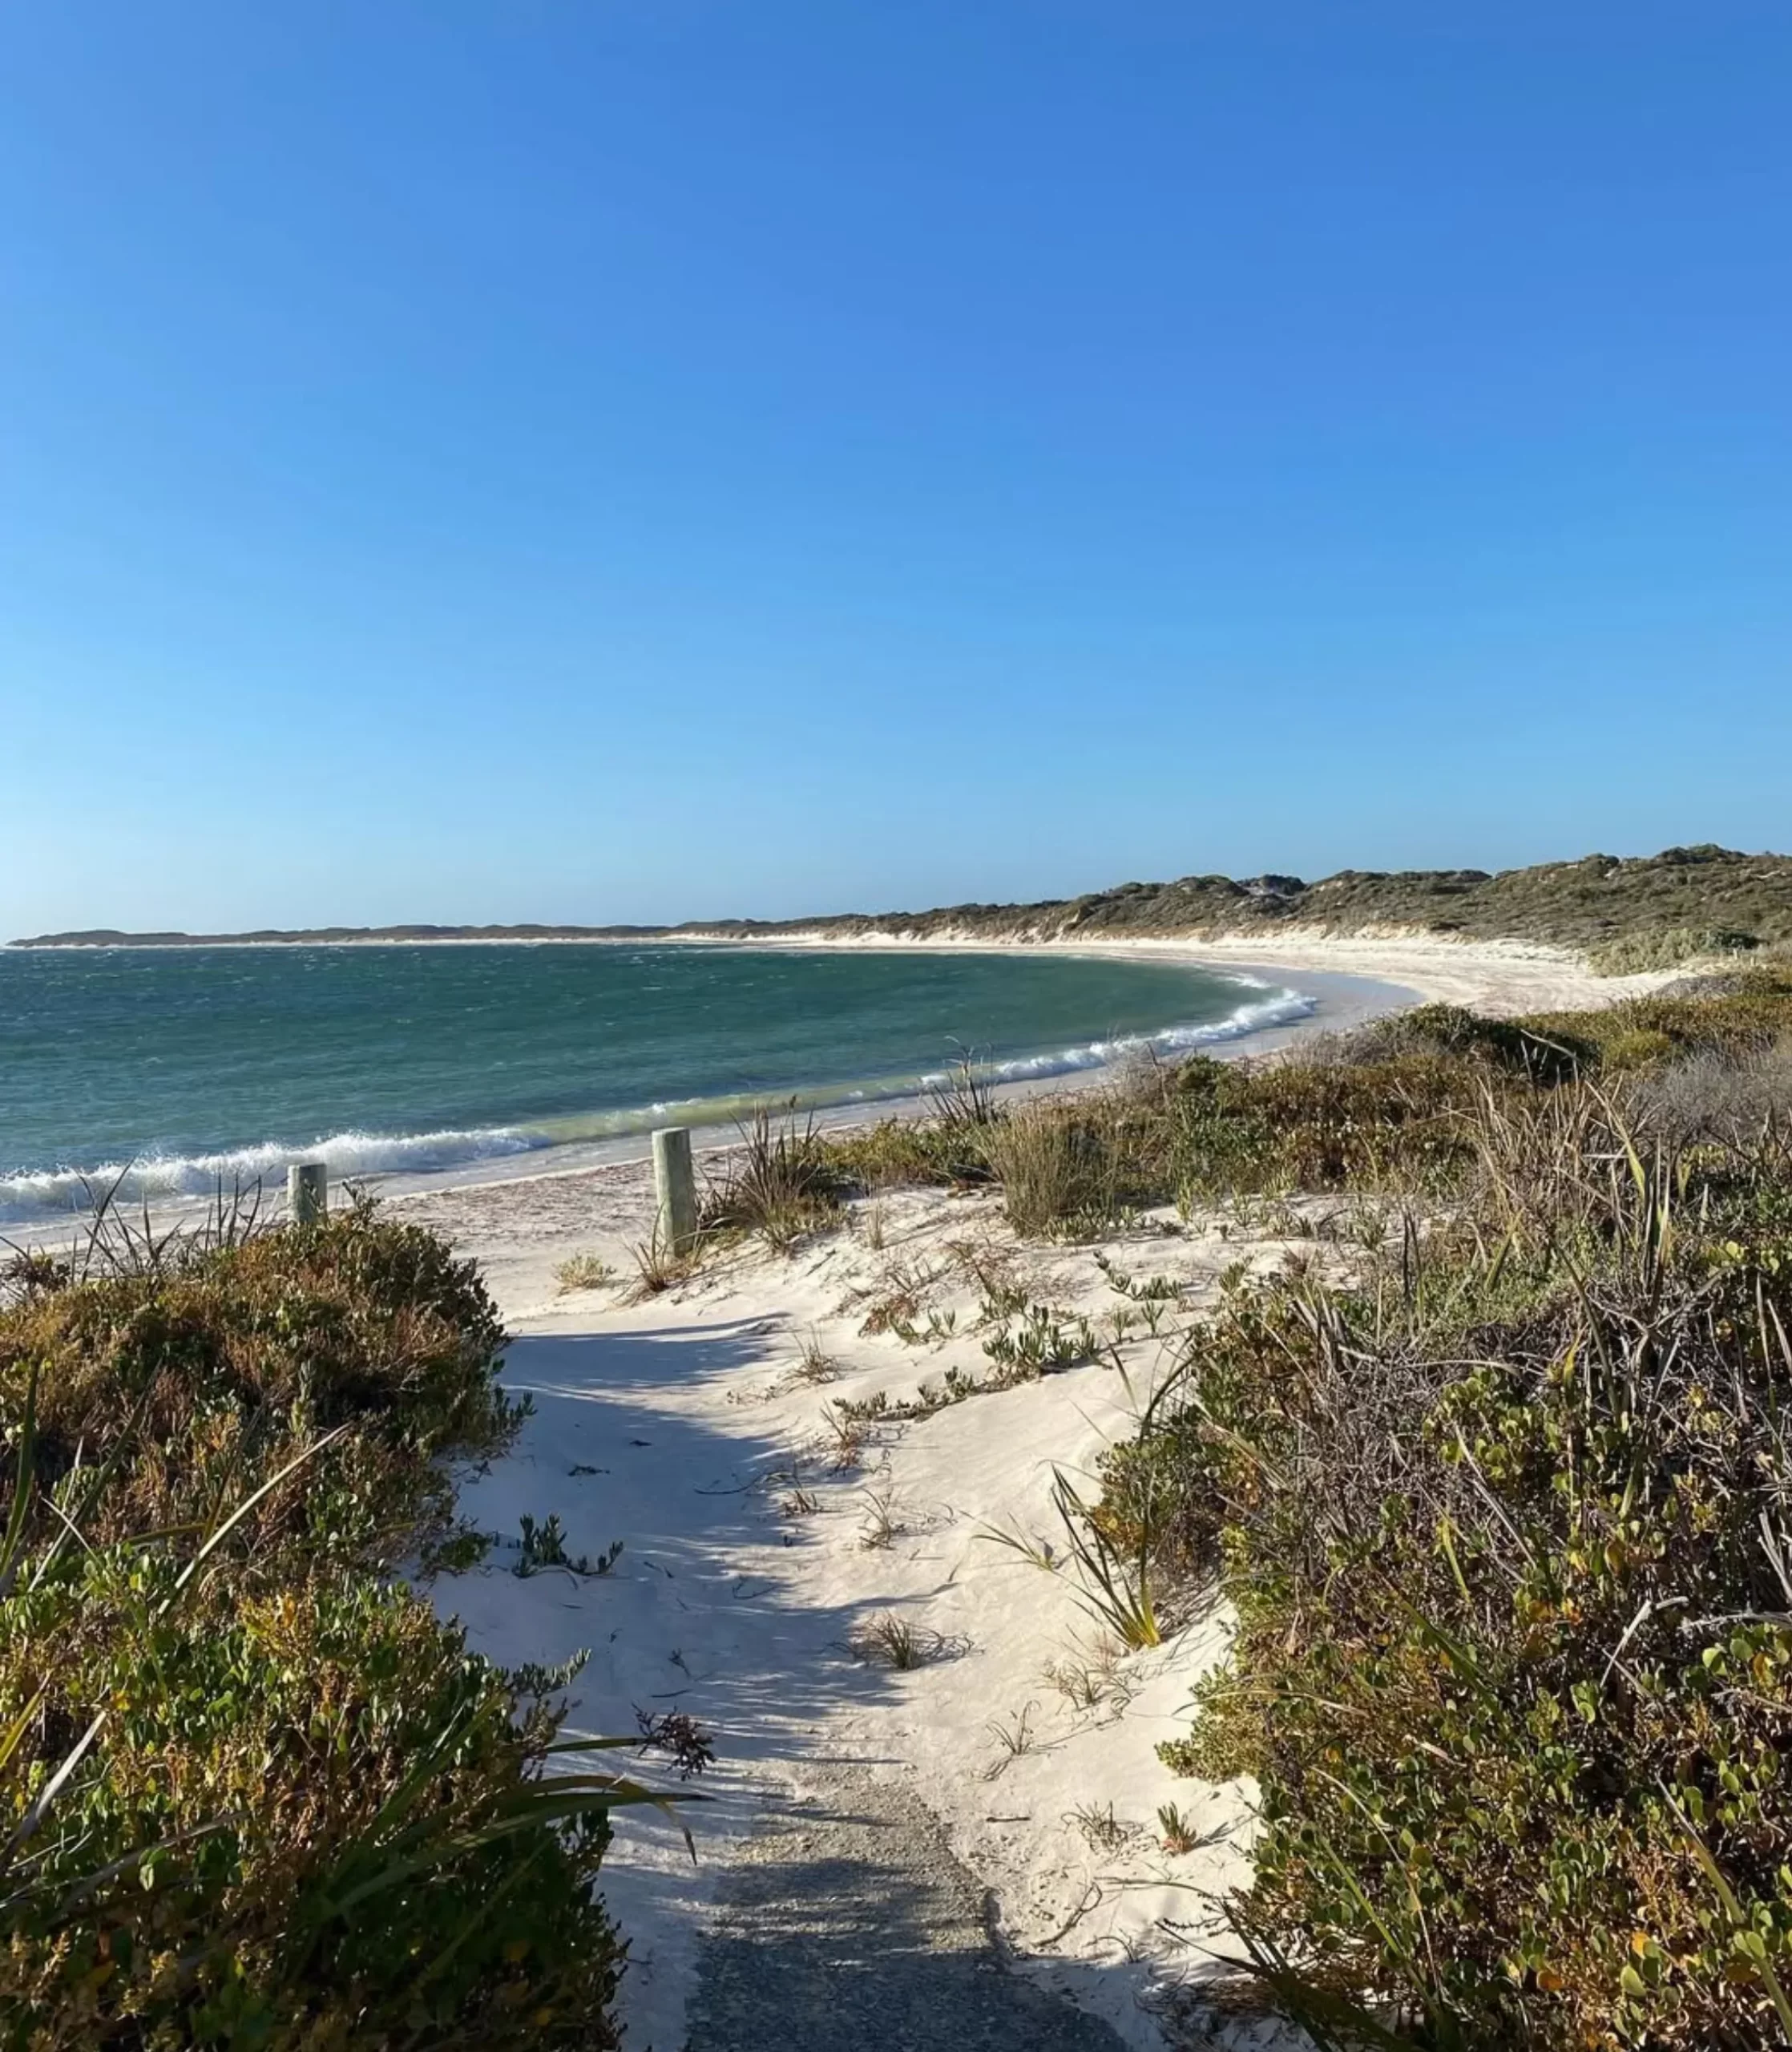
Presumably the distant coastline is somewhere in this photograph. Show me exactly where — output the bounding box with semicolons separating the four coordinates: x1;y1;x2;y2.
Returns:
11;843;1790;968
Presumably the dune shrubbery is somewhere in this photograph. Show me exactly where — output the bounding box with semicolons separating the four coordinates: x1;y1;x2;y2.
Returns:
0;1201;646;2050
1091;976;1792;2046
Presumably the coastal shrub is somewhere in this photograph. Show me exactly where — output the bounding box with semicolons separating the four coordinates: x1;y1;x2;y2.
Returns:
555;1250;619;1292
1169;1051;1491;1200
983;1102;1120;1234
979;1095;1169;1237
0;1205;650;2048
1519;971;1792;1072
821;1115;982;1190
1630;1039;1792;1148
1124;1075;1792;2047
1362;1002;1596;1083
0;1195;516;1571
0;1561;631;2049
700;1105;850;1251
1588;924;1760;976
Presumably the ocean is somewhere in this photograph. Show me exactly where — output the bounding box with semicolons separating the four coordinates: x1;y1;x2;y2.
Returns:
0;942;1311;1222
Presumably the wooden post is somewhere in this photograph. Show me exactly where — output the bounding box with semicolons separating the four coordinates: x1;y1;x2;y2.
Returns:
289;1161;328;1226
651;1127;697;1256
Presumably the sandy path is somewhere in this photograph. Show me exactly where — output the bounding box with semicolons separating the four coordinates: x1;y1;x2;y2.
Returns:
408;1173;1334;2051
687;1767;1128;2052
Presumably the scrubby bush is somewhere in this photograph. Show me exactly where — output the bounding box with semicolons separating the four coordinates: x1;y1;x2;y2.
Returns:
1169;1051;1493;1200
1364;1002;1595;1082
701;1105;850;1251
981;1100;1136;1236
1588;925;1760;976
0;1198;517;1571
1122;1075;1792;2047
0;1202;651;2049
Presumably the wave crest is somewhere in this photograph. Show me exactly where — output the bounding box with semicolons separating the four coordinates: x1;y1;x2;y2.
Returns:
0;1126;544;1223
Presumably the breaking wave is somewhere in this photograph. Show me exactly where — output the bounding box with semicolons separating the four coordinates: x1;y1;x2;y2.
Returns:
0;1125;547;1224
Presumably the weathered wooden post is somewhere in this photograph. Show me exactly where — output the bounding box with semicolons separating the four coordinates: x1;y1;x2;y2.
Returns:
289;1161;328;1226
651;1127;697;1256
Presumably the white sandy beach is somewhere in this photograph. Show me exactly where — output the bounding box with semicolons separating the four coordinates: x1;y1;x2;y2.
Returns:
385;935;1673;2049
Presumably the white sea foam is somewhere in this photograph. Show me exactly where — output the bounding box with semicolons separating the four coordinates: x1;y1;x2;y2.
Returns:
0;1126;545;1223
926;980;1318;1086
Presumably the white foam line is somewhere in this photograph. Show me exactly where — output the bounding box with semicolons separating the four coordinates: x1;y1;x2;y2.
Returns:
0;1126;545;1222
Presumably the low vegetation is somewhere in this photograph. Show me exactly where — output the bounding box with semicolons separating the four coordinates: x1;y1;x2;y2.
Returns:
0;1198;669;2049
698;1105;848;1253
1053;967;1792;2048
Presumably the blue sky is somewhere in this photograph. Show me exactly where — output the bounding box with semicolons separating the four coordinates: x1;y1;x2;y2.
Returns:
3;3;1788;934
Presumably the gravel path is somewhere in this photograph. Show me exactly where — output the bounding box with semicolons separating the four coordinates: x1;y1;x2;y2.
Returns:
685;1767;1132;2052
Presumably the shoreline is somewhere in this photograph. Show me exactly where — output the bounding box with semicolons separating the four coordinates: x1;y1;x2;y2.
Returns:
0;935;1672;1235
0;953;1403;1235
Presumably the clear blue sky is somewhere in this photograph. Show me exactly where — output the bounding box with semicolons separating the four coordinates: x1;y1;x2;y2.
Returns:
3;4;1788;935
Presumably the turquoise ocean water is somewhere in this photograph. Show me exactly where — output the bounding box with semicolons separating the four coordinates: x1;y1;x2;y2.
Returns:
0;943;1311;1222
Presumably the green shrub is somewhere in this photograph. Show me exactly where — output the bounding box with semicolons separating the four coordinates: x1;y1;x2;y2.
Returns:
701;1105;850;1250
0;1203;650;2048
1598;1024;1681;1072
0;1563;628;2048
0;1198;517;1572
1130;1087;1792;2048
1522;976;1792;1074
981;1101;1134;1235
1588;925;1760;976
1366;1003;1595;1083
1170;1052;1491;1199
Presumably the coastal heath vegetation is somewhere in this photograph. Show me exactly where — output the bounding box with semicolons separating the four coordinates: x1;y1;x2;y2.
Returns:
0;1196;680;2049
1072;970;1792;2048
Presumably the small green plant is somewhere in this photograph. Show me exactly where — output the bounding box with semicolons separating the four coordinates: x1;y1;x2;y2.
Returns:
1047;1468;1161;1649
790;1328;841;1384
1068;1799;1129;1853
851;1255;942;1337
628;1229;696;1299
818;1400;869;1472
982;1303;1099;1375
1040;1654;1108;1712
702;1104;846;1253
555;1251;619;1293
983;1700;1042;1779
1156;1801;1201;1855
848;1615;950;1669
1092;1252;1181;1302
515;1513;622;1579
977;1517;1058;1572
857;1486;905;1550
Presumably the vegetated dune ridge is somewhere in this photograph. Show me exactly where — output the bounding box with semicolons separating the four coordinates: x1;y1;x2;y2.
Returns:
12;843;1792;963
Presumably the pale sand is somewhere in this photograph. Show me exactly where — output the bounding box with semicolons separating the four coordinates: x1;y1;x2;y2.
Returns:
409;1182;1290;2050
675;923;1673;1017
392;938;1673;2048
